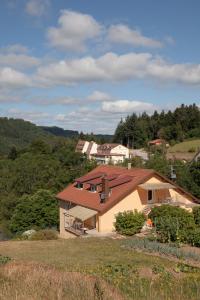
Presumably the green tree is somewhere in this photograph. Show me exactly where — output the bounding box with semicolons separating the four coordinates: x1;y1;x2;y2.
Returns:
10;190;59;233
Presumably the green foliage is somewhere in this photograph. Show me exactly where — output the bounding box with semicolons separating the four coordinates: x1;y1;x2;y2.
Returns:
115;210;146;236
9;190;59;233
193;207;200;226
152;264;165;274
30;229;58;240
174;263;200;274
122;237;200;261
0;255;11;265
0;137;95;235
186;228;200;247
0;117;55;155
149;205;195;243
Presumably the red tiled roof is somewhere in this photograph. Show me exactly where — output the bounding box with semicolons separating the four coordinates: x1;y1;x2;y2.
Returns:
75;172;104;183
57;165;155;214
86;174;118;185
149;139;165;145
57;165;199;214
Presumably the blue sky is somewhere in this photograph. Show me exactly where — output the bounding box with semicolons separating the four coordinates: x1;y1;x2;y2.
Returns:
0;0;200;133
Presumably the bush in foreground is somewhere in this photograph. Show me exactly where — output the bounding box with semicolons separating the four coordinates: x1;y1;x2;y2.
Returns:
114;210;145;236
186;228;200;247
193;207;200;227
30;229;58;240
149;205;195;243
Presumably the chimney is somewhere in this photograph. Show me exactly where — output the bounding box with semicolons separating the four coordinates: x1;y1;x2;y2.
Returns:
127;162;132;170
100;175;109;203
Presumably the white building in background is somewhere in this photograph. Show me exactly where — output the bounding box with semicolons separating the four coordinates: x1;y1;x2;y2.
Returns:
129;149;149;161
76;140;130;164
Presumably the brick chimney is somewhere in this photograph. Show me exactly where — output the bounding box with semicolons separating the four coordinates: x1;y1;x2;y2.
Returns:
100;175;109;203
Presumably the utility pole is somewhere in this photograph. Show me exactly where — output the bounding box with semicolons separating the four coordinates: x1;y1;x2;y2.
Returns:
170;164;177;181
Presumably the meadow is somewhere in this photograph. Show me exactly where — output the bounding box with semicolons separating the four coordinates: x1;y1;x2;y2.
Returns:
1;238;200;299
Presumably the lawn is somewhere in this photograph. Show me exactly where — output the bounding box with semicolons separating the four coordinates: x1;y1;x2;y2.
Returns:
168;139;200;153
1;238;200;299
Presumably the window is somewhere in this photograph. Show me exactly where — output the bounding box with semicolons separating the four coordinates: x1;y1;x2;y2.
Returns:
90;184;96;192
76;182;83;189
148;190;153;202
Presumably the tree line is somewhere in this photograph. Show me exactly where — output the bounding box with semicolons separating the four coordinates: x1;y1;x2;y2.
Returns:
113;104;200;148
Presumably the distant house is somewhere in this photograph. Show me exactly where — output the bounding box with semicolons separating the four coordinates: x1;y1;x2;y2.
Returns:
129;149;149;161
57;165;199;238
91;143;130;165
149;139;169;147
75;140;98;159
75;140;130;164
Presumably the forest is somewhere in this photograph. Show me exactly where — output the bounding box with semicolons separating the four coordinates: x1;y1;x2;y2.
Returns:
114;104;200;148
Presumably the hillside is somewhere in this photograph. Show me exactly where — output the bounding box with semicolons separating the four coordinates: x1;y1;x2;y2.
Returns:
41;125;113;142
1;238;200;300
0;118;56;155
40;126;79;138
168;139;200;153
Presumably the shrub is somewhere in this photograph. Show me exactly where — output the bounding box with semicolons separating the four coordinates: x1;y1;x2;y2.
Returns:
30;229;58;240
114;210;146;236
193;207;200;226
186;228;200;247
0;255;11;265
149;205;195;243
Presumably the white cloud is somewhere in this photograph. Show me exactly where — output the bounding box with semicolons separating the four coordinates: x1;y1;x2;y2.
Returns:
25;0;50;17
47;10;102;51
36;52;151;86
0;44;29;54
35;52;200;86
0;44;40;70
7;108;50;123
0;53;40;70
0;67;31;89
87;90;113;102
107;24;162;48
102;100;155;113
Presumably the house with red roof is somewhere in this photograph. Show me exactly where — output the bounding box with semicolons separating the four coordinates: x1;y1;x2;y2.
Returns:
57;165;199;238
76;140;130;164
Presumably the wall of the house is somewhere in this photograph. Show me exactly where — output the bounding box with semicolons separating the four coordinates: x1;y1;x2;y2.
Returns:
82;141;89;153
98;176;195;233
59;200;76;239
111;145;129;159
98;189;144;233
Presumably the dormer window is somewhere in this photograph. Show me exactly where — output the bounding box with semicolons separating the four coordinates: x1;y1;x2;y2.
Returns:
76;182;83;189
90;184;96;192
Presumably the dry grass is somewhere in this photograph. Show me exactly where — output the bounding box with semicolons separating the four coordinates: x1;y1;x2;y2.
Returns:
1;238;200;299
0;261;123;300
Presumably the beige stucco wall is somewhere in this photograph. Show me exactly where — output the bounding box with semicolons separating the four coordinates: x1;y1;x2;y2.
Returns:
59;200;76;239
98;189;144;233
111;145;129;158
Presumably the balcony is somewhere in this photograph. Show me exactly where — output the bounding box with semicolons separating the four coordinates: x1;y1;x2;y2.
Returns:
64;205;97;236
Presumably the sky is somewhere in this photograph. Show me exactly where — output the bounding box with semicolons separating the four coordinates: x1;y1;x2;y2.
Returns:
0;0;200;134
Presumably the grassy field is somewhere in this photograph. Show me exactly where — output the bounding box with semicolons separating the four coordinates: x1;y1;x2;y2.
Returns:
1;238;200;299
168;139;200;153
